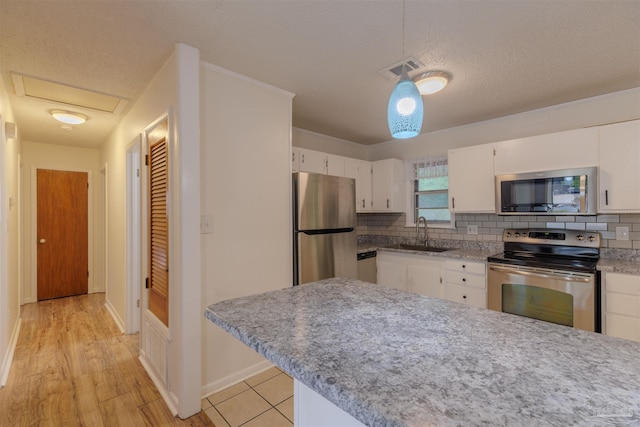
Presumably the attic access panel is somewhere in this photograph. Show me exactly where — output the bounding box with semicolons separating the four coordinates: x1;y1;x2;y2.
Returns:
11;73;126;113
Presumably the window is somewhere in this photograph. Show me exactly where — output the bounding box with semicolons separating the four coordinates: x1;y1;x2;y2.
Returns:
407;156;453;227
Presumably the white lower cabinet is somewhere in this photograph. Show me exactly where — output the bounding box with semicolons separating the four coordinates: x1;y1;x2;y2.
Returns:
377;254;409;291
407;261;442;298
377;252;487;308
442;260;487;308
603;272;640;343
377;252;440;295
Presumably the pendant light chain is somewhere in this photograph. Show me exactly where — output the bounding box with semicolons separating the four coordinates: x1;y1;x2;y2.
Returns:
401;0;406;75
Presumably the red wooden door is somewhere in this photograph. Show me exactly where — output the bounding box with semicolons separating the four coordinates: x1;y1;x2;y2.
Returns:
37;169;89;300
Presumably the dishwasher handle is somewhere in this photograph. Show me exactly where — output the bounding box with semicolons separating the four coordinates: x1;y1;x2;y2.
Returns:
488;264;592;283
357;251;377;261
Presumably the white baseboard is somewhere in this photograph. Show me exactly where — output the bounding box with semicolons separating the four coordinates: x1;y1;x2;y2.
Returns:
140;353;178;415
201;360;274;398
0;317;22;387
104;299;125;334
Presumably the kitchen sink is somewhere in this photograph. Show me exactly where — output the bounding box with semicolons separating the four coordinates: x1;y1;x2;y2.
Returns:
384;243;450;253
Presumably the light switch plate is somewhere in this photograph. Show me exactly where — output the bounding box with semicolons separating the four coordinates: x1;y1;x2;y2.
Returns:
467;225;478;235
616;226;629;241
200;215;213;234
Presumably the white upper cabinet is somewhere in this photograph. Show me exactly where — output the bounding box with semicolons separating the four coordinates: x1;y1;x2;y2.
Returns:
292;147;300;172
372;158;405;212
297;149;347;177
598;120;640;212
345;158;373;212
448;143;496;213
494;127;598;175
326;153;346;177
299;148;328;174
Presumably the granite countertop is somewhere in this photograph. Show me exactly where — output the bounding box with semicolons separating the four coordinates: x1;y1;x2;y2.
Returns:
205;279;640;427
358;243;496;263
359;242;640;274
597;258;640;274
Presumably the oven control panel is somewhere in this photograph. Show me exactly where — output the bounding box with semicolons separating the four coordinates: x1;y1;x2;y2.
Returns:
502;228;600;248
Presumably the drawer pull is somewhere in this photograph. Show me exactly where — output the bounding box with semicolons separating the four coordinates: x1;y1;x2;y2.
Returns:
462;278;466;282
463;295;467;299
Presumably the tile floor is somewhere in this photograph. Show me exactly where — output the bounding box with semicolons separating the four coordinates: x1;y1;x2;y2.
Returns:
202;367;294;427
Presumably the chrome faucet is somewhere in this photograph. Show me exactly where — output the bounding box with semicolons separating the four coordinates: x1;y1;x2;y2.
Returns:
416;216;428;246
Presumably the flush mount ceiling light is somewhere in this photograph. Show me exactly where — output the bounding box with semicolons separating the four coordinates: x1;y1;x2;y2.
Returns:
387;0;423;139
412;71;451;95
50;110;87;125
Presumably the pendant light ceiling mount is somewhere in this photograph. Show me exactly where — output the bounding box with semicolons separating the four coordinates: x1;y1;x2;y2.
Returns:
387;0;423;140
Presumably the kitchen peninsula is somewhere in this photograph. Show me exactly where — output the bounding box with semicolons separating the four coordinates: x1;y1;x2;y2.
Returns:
205;279;640;426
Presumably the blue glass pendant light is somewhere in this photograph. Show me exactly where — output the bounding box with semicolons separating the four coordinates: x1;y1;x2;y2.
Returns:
387;0;423;139
388;67;423;139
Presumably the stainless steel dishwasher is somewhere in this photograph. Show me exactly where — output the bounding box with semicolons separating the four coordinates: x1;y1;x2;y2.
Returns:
357;250;377;284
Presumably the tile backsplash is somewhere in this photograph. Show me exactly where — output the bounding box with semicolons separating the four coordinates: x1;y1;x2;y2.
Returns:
357;213;640;258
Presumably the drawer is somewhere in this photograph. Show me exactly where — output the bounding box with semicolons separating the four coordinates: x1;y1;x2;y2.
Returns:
445;271;486;289
606;292;640;317
444;260;485;275
444;284;486;309
606;273;640;296
605;313;640;343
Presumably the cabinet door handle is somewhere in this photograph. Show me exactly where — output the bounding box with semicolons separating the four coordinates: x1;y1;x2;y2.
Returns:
462;278;466;282
302;154;305;163
387;199;390;209
463;295;467;299
362;199;365;208
605;190;609;206
452;197;455;209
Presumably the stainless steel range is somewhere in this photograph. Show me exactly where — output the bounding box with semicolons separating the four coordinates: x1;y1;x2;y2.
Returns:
487;229;601;332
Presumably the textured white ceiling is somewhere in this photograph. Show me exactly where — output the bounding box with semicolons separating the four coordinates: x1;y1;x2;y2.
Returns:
1;0;639;148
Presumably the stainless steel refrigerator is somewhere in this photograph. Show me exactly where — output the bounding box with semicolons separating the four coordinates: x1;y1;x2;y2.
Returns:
293;172;357;286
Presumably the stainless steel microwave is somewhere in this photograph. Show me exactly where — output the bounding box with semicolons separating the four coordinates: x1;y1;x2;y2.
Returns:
496;167;597;215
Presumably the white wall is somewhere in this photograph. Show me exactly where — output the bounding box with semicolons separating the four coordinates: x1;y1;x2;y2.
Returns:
293;127;368;160
200;62;294;395
20;141;101;303
369;88;640;160
0;73;21;386
100;44;201;418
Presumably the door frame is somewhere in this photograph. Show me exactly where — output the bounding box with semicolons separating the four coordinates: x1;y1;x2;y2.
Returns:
29;165;93;303
126;135;142;334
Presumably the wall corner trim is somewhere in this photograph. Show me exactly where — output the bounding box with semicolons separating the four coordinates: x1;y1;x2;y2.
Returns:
0;317;22;387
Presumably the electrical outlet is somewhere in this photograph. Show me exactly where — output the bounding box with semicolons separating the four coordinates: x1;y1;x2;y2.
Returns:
200;215;213;234
467;225;478;235
616;226;629;241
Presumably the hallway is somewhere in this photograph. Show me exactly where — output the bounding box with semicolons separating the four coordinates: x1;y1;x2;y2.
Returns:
0;293;213;426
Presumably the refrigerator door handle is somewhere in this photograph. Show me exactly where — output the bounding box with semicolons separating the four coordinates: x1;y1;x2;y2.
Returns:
300;228;354;235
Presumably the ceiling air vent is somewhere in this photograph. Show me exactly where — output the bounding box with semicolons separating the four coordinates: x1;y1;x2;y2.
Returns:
378;56;425;80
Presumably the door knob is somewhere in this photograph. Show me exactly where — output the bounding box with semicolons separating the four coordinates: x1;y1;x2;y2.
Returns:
39;239;46;244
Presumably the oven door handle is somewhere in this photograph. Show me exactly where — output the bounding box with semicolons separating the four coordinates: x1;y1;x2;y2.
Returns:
488;264;593;283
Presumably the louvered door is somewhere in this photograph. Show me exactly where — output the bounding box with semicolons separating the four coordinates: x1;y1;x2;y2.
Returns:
148;133;169;326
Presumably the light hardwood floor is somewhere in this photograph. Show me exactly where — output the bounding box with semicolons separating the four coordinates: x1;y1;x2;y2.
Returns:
0;293;214;426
